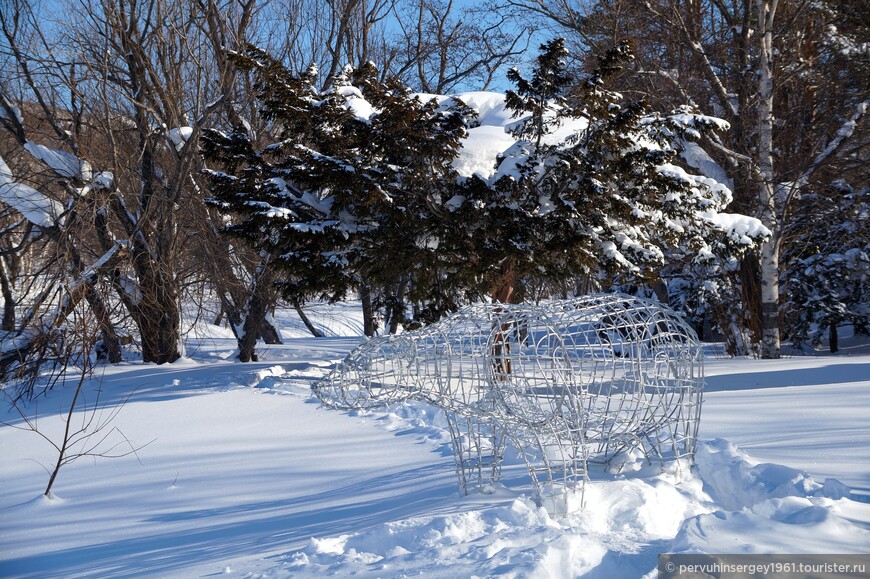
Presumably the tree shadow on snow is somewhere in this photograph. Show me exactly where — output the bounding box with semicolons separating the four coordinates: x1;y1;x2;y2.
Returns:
704;363;869;392
0;462;461;578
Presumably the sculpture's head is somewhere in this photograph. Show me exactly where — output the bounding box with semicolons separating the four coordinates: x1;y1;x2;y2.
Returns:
313;334;421;409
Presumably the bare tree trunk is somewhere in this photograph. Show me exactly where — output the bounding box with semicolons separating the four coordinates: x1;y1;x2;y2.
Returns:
237;260;278;362
491;258;518;304
136;285;183;364
359;280;376;337
829;323;839;354
490;258;519;377
387;274;408;335
294;302;323;337
85;288;122;363
258;315;283;344
738;252;762;354
756;0;781;359
238;298;267;362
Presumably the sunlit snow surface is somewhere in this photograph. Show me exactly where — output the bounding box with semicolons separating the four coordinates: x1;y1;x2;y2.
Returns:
1;303;868;578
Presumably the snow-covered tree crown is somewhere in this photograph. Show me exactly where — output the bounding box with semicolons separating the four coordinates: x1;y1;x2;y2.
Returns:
201;40;768;314
201;45;468;303
443;41;769;298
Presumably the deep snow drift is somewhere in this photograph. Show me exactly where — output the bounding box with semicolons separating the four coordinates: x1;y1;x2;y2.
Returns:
1;304;868;578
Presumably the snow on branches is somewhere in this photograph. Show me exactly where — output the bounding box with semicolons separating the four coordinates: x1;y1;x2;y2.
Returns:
201;46;468;303
202;40;767;315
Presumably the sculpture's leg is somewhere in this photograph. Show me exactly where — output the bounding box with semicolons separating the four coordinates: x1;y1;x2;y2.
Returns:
507;423;586;515
488;422;507;486
445;413;504;495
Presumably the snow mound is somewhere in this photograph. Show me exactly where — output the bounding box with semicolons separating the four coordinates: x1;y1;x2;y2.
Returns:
285;497;609;578
455;124;514;179
670;438;869;555
278;433;868;578
453;91;513;127
447;92;515;179
694;438;850;511
672;495;870;555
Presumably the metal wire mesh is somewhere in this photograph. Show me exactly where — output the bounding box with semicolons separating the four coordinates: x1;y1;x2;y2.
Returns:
313;293;704;514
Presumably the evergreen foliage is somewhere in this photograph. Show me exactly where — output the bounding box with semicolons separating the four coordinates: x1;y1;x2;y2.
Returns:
201;46;467;305
445;40;765;303
783;183;870;348
504;38;572;148
202;40;766;327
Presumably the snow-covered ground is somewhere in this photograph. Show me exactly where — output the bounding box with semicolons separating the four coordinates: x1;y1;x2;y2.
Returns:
1;304;868;578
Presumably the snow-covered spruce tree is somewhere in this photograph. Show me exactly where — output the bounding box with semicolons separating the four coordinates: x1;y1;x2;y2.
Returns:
783;182;869;352
201;47;467;355
202;51;339;360
343;63;472;333
441;39;768;304
572;0;868;358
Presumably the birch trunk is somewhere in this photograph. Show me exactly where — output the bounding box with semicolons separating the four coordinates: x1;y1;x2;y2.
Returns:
756;0;781;359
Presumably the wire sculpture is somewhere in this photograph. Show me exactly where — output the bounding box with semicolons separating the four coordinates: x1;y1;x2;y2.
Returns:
313;293;704;514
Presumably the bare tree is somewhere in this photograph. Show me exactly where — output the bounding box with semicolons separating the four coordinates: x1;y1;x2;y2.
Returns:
0;0;258;377
258;0;393;88
1;308;149;497
389;0;531;93
259;0;530;92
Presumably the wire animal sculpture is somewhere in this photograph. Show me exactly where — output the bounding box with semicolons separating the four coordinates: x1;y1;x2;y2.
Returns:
313;293;704;513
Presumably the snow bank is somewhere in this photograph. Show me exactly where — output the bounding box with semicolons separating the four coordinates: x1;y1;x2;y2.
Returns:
448;92;516;179
694;439;848;511
455;124;514;179
280;436;868;578
672;439;869;555
442;91;593;181
287;497;572;577
453;91;514;128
